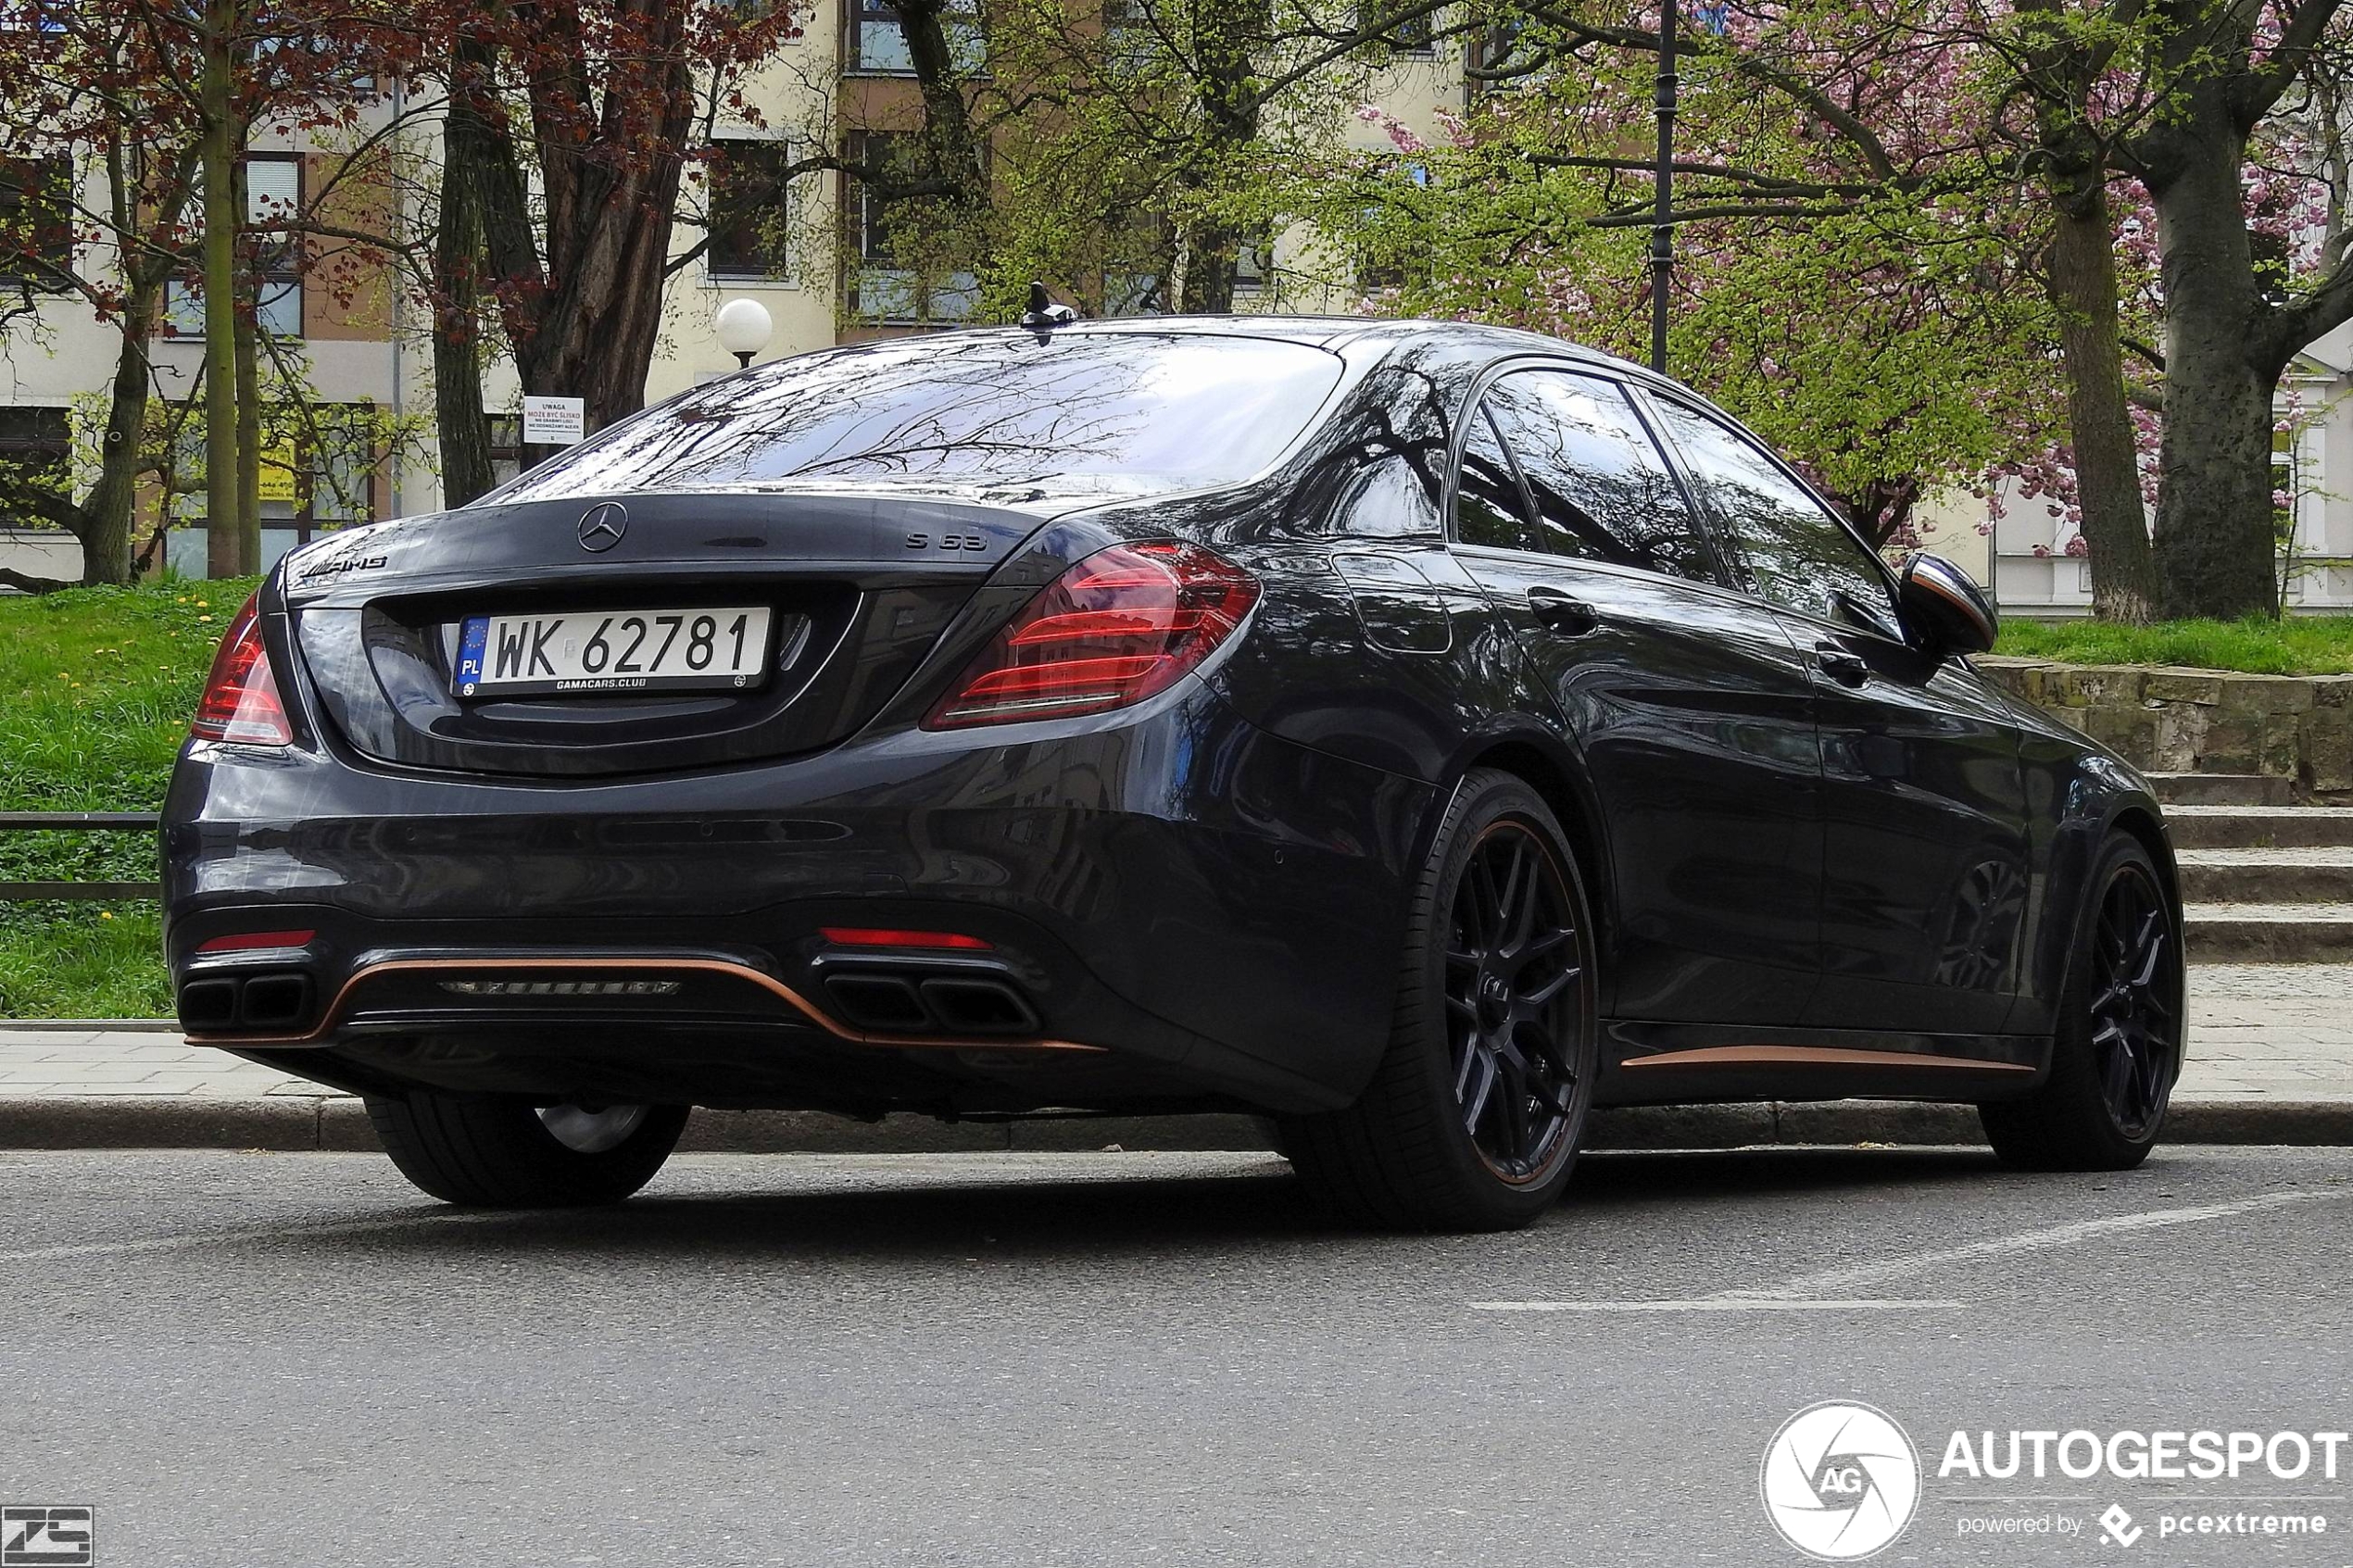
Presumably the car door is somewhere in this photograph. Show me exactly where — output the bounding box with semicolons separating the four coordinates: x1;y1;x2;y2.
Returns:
1642;395;2032;1035
1451;364;1824;1024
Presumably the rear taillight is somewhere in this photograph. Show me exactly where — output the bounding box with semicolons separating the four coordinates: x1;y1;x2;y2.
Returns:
925;542;1258;730
820;927;993;950
190;593;293;746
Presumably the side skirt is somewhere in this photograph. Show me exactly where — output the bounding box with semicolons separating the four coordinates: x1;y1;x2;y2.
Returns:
1596;1020;2050;1107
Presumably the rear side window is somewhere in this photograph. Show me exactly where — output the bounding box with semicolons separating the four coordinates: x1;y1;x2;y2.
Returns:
1454;407;1533;550
1482;370;1714;581
487;333;1347;503
1649;400;1894;624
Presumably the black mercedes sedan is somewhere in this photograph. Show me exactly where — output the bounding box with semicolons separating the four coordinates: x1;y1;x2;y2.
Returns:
163;317;2184;1230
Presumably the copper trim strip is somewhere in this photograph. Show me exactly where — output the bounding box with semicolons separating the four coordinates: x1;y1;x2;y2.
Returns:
1620;1045;2033;1073
187;956;1103;1054
1912;571;1995;636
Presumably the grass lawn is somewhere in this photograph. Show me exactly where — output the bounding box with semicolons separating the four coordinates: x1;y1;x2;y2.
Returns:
1994;614;2353;675
0;576;258;1018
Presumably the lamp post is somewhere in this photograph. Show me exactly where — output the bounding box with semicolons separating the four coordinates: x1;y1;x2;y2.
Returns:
1651;0;1676;375
715;298;774;370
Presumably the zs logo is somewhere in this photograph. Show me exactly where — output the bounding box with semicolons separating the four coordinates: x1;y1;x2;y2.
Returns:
2;1506;94;1567
904;533;988;552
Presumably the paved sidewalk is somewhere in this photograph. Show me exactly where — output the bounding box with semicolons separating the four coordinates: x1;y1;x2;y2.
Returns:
3;963;2350;1149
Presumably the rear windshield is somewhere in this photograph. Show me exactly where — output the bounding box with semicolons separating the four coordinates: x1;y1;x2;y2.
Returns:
487;332;1347;504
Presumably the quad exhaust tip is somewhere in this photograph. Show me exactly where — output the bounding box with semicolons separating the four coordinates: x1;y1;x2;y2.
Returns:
179;971;315;1033
821;972;1041;1036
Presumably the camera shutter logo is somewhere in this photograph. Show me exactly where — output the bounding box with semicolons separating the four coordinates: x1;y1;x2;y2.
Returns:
577;501;628;553
2;1506;94;1568
1760;1402;1920;1561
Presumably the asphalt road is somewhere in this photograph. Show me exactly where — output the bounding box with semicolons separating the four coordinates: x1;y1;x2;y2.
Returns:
4;1144;2350;1567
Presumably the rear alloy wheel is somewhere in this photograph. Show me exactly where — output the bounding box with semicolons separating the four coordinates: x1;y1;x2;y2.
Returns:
1280;769;1598;1231
366;1091;689;1207
1981;834;2182;1172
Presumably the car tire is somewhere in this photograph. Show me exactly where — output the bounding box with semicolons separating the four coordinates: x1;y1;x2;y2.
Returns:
1279;769;1600;1232
1980;833;2182;1173
365;1093;690;1207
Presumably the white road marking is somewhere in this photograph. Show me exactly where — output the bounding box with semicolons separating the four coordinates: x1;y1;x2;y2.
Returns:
1470;1298;1965;1312
1721;1191;2322;1301
1472;1191;2326;1313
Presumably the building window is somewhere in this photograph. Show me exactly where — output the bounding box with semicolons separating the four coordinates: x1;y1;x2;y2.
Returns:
1356;1;1434;52
164;153;304;337
846;131;976;324
164;401;379;575
306;405;381;523
0;157;72;291
1103;0;1161;67
706;140;795;282
1102;270;1164;316
1465;19;1526;93
847;0;985;75
244;155;304;335
490;415;525;488
1234;231;1272;292
0;404;69;516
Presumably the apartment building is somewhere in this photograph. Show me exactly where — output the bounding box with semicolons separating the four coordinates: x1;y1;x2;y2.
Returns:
0;101;413;583
15;7;2339;615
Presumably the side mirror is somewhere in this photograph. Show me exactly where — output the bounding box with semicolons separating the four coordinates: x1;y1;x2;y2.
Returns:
1897;552;1998;658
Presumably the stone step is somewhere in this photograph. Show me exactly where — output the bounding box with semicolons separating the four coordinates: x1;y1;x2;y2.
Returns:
2176;848;2353;904
2149;772;2296;807
2185;903;2353;962
2165;806;2353;849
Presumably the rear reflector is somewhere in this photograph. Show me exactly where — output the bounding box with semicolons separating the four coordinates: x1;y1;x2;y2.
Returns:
190;593;293;746
819;927;993;950
439;980;684;997
924;542;1257;729
195;929;317;953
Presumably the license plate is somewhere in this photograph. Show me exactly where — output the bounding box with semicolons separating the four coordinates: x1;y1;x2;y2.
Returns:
453;606;776;696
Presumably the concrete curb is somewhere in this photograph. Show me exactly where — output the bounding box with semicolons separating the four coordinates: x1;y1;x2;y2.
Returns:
1;1097;2347;1153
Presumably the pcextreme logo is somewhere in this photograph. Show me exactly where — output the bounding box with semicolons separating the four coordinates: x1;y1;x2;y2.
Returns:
1760;1401;1923;1561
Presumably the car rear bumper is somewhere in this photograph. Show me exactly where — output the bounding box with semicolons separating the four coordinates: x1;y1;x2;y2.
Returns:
162;682;1432;1116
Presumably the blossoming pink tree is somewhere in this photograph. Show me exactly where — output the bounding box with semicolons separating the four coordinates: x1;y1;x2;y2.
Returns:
1326;0;2353;620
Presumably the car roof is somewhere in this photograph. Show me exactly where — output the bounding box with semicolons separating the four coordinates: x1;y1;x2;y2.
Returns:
841;314;1658;383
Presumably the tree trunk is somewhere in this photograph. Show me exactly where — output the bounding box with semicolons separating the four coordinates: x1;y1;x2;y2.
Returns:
232;156;262;572
2044;182;2158;623
433;65;497;508
1174;0;1265;314
199;0;245;579
898;0;986;209
1177;217;1239;313
2149;133;2281;621
492;10;698;439
80;286;161;585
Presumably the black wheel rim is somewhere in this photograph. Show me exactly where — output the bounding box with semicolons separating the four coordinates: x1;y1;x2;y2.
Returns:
1442;820;1589;1184
2089;863;2178;1140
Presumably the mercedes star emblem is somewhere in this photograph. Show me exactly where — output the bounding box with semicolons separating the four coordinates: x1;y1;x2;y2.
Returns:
577;501;628;553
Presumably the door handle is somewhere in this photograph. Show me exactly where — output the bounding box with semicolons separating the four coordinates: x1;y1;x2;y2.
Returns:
1527;588;1599;635
1814;639;1870;686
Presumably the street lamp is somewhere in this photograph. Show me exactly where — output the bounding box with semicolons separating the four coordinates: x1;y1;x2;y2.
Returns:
1651;0;1676;375
715;297;774;369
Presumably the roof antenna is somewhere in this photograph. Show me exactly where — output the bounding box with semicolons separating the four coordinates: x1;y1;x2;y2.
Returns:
1019;281;1076;330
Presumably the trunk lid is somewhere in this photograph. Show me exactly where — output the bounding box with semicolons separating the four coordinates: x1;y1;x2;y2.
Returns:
284;489;1051;778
